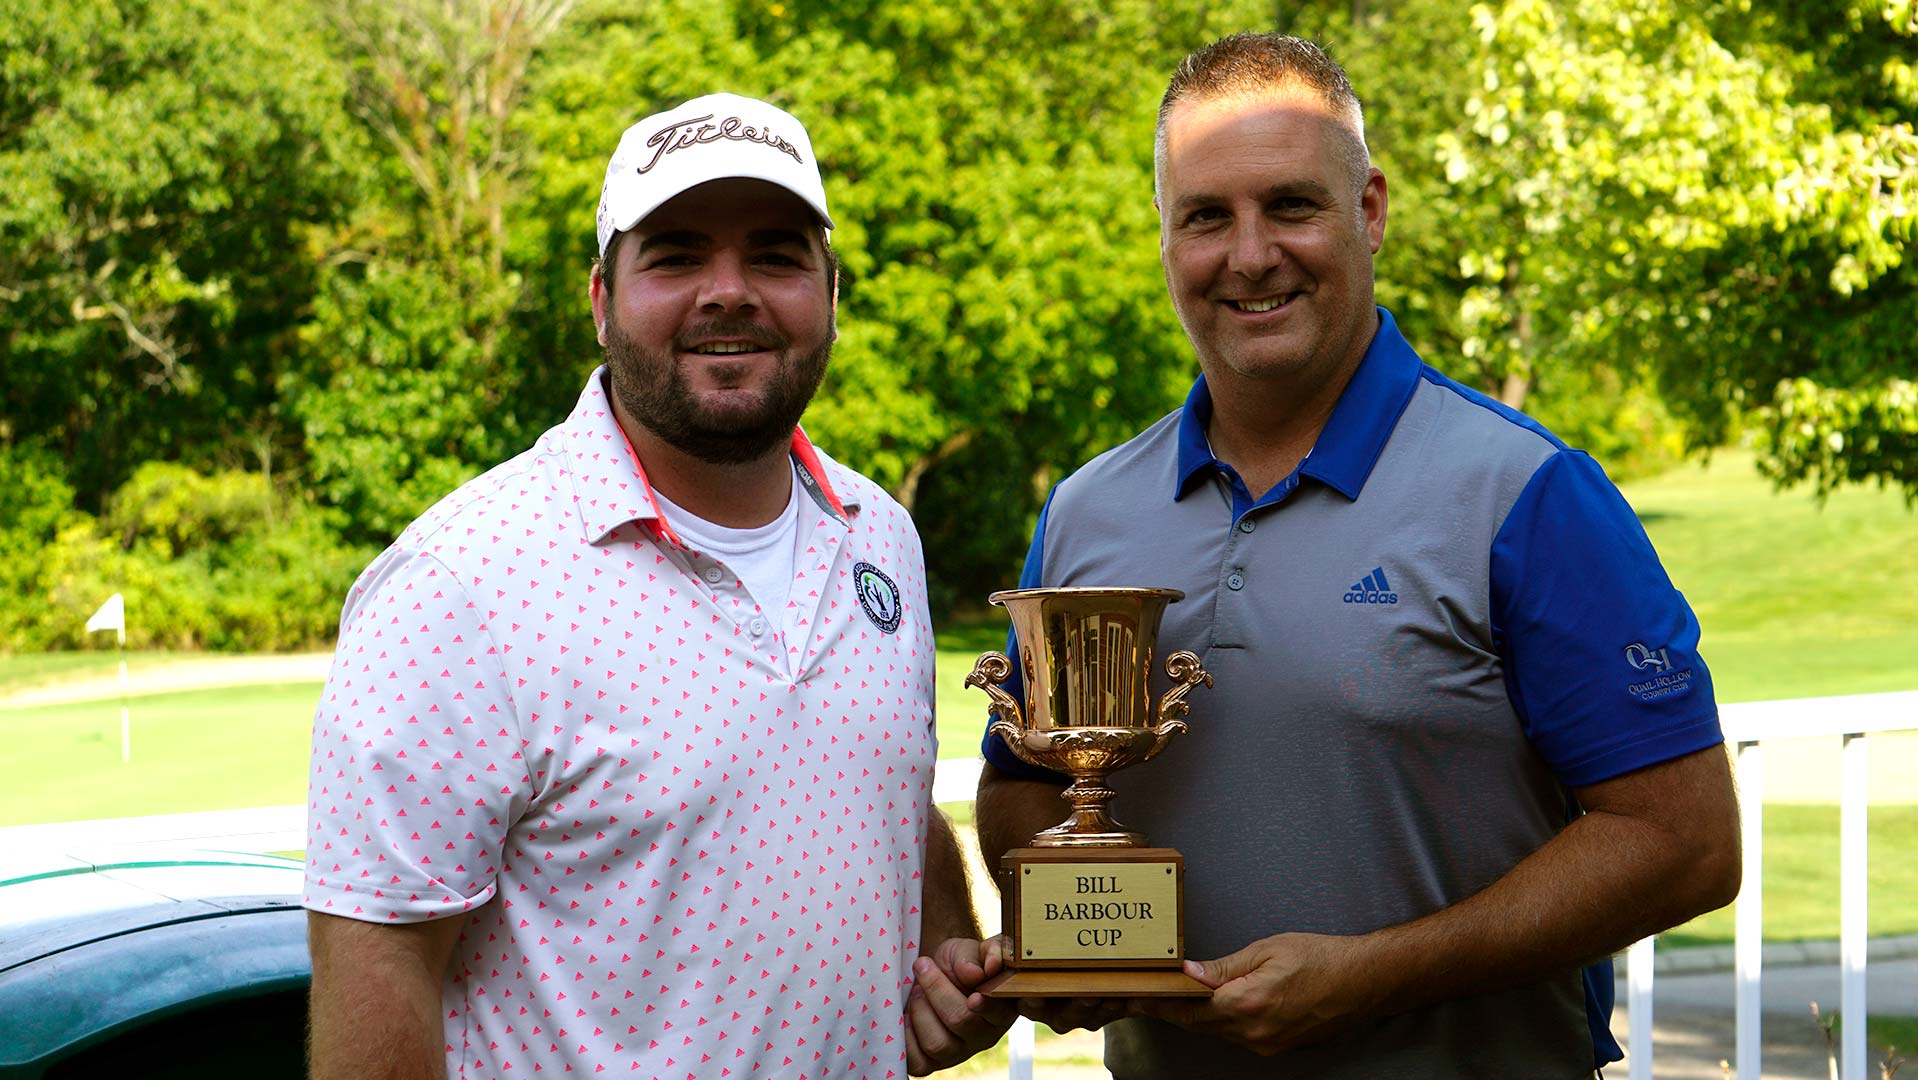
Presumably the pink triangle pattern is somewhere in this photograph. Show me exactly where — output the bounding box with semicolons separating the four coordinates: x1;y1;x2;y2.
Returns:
305;371;939;1079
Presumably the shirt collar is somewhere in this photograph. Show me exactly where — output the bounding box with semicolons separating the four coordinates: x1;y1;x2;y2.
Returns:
1173;306;1422;503
562;367;854;547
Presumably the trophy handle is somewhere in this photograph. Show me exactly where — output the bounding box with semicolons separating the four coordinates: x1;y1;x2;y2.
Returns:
1154;650;1212;725
969;652;1045;767
966;651;1024;725
1133;651;1209;766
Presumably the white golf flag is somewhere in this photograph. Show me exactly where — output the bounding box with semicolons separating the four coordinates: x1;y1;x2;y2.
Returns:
85;593;125;634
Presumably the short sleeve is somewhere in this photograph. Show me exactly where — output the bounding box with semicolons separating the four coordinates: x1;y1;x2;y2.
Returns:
304;546;529;922
1491;451;1724;787
980;487;1069;782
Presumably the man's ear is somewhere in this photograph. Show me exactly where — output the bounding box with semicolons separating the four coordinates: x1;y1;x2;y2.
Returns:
823;242;840;343
590;266;609;347
1153;194;1170;264
1362;168;1388;254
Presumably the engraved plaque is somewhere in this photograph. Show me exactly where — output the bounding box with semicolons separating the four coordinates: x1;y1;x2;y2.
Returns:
1017;859;1180;962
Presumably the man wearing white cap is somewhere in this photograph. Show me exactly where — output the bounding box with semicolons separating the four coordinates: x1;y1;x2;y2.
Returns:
306;93;1011;1079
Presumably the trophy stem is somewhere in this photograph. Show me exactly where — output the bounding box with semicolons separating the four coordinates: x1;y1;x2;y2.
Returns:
1031;772;1146;848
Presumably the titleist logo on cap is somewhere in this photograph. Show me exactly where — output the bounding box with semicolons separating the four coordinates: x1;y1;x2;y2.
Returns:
637;113;805;174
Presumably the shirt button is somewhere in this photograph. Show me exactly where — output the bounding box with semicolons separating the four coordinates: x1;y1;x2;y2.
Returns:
1237;518;1256;534
750;617;768;636
1227;572;1245;591
703;566;723;584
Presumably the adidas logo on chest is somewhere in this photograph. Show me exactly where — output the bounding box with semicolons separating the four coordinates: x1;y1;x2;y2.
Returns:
1342;566;1399;605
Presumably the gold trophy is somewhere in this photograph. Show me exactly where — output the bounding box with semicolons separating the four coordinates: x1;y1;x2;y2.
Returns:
966;586;1212;997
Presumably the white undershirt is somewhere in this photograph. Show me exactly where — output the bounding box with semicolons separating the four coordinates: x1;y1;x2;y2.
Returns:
650;465;801;619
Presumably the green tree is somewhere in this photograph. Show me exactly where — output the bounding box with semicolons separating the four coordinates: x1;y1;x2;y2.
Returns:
1423;0;1917;493
1696;0;1918;498
282;0;578;542
0;0;361;508
516;0;1277;607
8;0;1911;651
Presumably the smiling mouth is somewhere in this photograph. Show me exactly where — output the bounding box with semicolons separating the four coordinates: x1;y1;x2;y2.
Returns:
688;341;770;355
1226;295;1294;313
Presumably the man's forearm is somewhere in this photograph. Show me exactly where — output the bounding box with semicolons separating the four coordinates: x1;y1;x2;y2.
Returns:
309;976;444;1080
308;912;461;1080
974;763;1068;871
920;807;982;948
1349;746;1741;1018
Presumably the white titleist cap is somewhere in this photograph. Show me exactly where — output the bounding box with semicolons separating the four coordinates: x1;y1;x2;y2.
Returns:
595;92;833;257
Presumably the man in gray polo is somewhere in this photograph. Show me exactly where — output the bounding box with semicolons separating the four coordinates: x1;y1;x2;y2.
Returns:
974;33;1741;1078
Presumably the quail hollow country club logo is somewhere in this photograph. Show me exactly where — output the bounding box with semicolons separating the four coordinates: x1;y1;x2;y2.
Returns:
1623;641;1695;702
1624;642;1671;672
853;561;902;634
636;113;804;174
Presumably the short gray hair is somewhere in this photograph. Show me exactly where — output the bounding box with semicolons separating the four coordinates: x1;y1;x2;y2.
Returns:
1154;33;1370;198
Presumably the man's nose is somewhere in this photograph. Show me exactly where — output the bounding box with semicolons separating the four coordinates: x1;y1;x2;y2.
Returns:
1224;218;1281;279
696;251;756;311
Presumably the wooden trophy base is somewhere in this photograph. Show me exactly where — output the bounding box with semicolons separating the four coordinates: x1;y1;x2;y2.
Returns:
985;846;1210;998
979;967;1210;998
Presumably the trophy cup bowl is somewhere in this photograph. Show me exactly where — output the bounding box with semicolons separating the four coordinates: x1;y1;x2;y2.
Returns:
967;587;1213;996
967;588;1211;848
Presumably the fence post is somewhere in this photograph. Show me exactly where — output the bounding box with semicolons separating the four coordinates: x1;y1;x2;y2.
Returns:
1734;739;1764;1080
1007;1016;1035;1080
1839;732;1868;1080
1626;936;1655;1080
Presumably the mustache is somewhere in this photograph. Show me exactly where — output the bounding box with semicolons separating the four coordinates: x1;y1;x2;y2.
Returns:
672;318;787;353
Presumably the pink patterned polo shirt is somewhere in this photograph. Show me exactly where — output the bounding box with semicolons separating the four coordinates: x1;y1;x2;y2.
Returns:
305;368;939;1079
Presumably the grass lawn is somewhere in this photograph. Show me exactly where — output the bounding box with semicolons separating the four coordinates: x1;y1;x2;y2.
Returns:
0;649;182;693
1622;450;1918;703
0;683;317;825
924;449;1918;743
1660;804;1918;948
1862;1016;1918;1064
3;449;1915;950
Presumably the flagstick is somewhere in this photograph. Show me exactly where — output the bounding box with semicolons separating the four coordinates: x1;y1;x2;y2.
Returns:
118;627;130;763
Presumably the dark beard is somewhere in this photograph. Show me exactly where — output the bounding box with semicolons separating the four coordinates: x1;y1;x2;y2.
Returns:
602;315;831;465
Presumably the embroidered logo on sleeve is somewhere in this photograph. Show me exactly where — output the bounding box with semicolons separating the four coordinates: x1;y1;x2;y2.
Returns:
853;561;902;634
1624;642;1695;702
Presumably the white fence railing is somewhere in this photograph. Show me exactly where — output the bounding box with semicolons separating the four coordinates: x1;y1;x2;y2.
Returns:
4;691;1911;1078
1635;689;1917;1080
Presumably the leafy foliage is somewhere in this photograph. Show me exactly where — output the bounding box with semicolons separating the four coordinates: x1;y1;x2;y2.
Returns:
3;464;372;652
0;0;1912;648
513;0;1273;603
1423;0;1917;493
0;0;360;506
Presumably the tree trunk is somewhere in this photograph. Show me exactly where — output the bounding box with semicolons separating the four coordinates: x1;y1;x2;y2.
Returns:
1498;369;1530;411
1031;463;1054;504
1498;253;1532;411
895;430;975;514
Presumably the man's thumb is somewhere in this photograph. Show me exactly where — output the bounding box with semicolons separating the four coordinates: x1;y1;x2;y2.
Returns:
1183;954;1234;988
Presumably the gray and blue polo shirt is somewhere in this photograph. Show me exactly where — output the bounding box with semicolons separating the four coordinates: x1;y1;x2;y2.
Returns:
981;308;1722;1079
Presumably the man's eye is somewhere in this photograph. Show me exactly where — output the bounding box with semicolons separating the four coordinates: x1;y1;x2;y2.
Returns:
1185;207;1226;226
649;254;697;268
755;252;802;267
